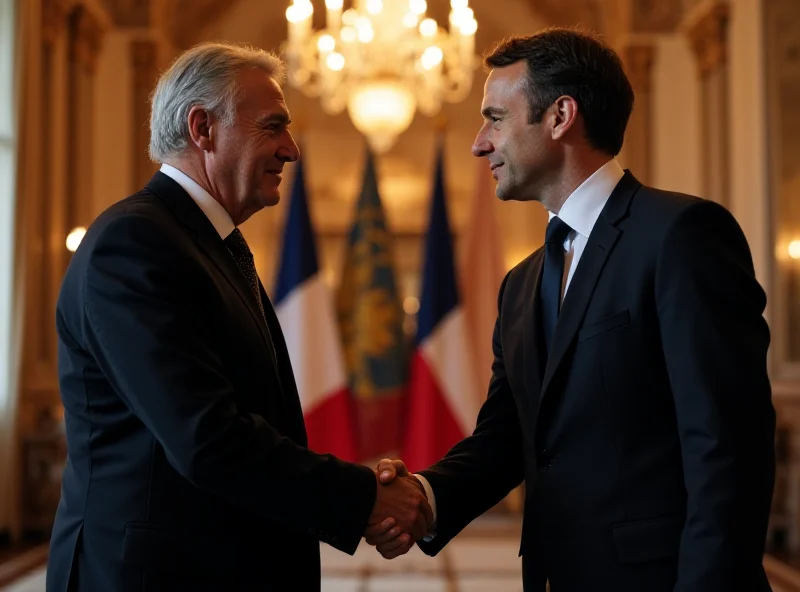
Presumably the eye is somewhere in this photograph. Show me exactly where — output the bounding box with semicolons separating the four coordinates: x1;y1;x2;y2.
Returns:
263;123;285;136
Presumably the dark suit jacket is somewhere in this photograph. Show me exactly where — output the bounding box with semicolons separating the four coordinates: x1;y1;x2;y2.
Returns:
418;172;775;592
47;172;377;592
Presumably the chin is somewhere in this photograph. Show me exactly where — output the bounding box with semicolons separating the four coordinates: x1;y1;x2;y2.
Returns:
261;191;281;207
495;184;517;202
497;183;538;203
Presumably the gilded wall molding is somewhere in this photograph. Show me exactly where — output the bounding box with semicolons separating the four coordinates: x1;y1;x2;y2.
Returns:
622;42;656;92
68;6;106;74
169;0;238;49
618;39;656;183
632;0;684;33
42;0;70;47
131;38;158;88
685;0;730;78
131;38;161;188
102;0;150;27
528;0;604;32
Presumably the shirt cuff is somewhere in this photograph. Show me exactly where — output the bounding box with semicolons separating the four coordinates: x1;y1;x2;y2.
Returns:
414;473;437;541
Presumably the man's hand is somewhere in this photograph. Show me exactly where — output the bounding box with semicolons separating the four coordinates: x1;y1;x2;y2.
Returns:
365;459;426;559
376;458;409;483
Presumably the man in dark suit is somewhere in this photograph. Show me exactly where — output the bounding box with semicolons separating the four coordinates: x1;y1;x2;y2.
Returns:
367;28;776;591
47;42;431;592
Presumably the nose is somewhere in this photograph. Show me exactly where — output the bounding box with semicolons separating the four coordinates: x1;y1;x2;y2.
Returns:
277;130;300;162
472;125;493;158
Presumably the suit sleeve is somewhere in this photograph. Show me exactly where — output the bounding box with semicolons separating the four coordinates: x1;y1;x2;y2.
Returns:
81;215;376;555
655;201;775;591
417;272;525;555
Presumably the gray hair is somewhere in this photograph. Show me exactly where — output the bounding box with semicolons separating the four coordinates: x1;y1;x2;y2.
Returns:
148;42;286;162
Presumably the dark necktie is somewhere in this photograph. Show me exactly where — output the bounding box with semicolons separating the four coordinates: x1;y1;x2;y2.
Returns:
540;216;573;357
225;228;279;368
225;228;266;319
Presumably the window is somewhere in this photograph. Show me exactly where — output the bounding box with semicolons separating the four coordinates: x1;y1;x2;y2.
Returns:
0;0;17;409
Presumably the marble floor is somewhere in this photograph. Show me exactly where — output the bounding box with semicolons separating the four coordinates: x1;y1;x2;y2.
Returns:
0;516;524;592
5;517;799;592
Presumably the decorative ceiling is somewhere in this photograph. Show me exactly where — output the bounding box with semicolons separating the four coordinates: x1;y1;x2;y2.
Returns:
156;0;688;51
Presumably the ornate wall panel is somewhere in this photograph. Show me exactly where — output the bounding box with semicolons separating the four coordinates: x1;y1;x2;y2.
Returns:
685;0;730;206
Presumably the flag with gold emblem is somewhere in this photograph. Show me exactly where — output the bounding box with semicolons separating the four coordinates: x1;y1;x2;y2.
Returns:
336;148;408;462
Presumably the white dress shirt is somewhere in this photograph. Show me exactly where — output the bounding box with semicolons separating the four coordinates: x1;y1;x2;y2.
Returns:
416;158;625;539
160;163;235;240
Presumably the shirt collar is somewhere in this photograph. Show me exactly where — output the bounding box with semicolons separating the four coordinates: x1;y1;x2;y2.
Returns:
159;163;236;239
548;159;625;238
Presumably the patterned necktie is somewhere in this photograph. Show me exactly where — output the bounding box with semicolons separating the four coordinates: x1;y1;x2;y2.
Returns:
224;228;266;320
539;216;573;357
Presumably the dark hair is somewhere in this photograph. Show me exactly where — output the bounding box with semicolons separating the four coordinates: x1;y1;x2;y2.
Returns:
485;27;634;156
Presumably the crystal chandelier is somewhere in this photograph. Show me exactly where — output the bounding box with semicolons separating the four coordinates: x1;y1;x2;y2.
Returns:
284;0;478;153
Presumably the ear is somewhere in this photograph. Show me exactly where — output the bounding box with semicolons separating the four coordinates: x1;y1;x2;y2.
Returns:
550;95;579;141
186;105;215;152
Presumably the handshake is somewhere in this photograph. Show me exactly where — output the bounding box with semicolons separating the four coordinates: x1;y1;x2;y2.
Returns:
364;459;432;559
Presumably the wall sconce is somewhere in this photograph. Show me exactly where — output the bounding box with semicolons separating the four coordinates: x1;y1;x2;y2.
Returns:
786;240;800;259
66;226;86;252
788;241;800;260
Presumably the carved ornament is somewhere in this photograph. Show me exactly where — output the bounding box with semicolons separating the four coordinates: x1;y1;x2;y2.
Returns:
623;42;656;92
41;0;69;47
685;0;730;77
69;6;106;75
130;39;159;88
632;0;683;33
102;0;151;28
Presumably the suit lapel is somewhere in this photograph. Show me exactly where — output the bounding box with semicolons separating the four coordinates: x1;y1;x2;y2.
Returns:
521;250;546;403
539;171;641;401
146;172;280;373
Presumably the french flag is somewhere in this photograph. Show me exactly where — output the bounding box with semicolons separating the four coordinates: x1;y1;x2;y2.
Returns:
402;142;480;472
273;156;359;462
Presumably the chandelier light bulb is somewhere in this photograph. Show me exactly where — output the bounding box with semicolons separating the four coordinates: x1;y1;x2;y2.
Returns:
326;52;345;71
409;0;427;15
402;12;418;27
419;18;437;37
460;18;477;35
421;46;443;70
317;34;336;53
288;0;313;22
450;7;473;29
285;4;301;23
341;8;358;25
357;23;374;43
325;0;343;9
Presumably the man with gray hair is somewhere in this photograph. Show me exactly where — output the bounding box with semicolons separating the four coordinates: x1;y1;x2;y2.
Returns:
47;42;431;592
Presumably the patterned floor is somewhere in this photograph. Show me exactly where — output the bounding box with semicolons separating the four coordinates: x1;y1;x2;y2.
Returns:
4;518;797;592
0;516;524;592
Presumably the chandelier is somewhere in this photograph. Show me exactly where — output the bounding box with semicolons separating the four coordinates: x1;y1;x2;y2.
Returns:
284;0;478;153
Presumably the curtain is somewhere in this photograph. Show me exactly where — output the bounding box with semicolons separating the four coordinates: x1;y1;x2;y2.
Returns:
0;0;38;539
